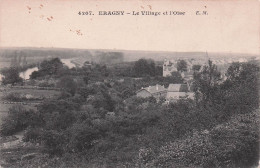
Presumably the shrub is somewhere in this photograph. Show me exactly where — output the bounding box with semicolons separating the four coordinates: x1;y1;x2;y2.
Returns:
3;92;22;102
154;110;259;168
66;122;101;153
1;67;23;85
23;127;43;143
0;105;36;136
38;81;55;87
42;130;68;155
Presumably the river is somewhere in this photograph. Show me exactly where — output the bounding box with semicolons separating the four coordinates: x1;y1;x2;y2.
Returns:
61;59;76;69
19;67;39;80
1;59;74;82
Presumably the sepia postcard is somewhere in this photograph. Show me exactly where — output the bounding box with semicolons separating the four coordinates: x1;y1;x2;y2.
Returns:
0;0;259;167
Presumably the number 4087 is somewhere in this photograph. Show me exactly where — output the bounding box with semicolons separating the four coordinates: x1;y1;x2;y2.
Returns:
78;11;93;15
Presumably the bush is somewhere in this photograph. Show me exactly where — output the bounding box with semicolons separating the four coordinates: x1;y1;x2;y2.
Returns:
42;130;68;155
0;105;37;136
1;67;23;85
38;81;55;87
3;92;22;102
66;122;101;153
154;110;259;168
56;76;78;95
23;127;43;143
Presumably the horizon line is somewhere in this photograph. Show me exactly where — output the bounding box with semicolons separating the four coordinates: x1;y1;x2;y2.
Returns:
0;46;259;56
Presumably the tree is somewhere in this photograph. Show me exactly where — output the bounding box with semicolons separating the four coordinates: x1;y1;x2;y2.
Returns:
83;76;89;85
133;59;156;77
40;58;63;75
193;60;221;104
56;76;78;95
0;105;40;135
30;58;64;79
170;71;184;83
1;67;23;85
155;66;163;76
223;62;259;111
192;64;201;71
177;60;187;72
226;62;259;87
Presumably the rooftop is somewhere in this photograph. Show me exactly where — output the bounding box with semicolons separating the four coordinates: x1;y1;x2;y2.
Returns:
168;84;189;92
138;84;166;94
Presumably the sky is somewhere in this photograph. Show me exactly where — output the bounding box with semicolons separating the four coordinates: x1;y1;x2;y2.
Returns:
0;0;259;54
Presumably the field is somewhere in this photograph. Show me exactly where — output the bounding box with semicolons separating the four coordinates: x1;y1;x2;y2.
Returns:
1;88;60;99
0;86;60;129
0;62;11;69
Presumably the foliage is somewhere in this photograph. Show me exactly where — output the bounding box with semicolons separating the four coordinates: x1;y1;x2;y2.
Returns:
30;58;64;79
56;75;78;95
1;67;23;85
83;76;89;85
193;60;221;104
192;64;201;71
0;105;41;136
3;92;43;102
38;81;55;87
41;130;68;155
154;110;259;168
1;59;259;168
66;122;101;153
177;60;187;72
3;92;23;102
23;127;43;143
224;62;259;110
132;59;161;77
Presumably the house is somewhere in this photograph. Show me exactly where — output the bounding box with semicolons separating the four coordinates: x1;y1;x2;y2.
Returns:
136;84;167;99
166;84;194;101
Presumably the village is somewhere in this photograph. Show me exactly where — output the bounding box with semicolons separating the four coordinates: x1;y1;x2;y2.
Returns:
0;54;253;106
0;52;258;168
135;56;246;102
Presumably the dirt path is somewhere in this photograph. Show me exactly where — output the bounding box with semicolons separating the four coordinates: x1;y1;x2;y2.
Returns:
0;132;24;168
1;133;23;149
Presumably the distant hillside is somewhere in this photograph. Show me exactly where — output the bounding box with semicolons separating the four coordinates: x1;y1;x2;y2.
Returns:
0;48;125;68
0;47;94;59
0;47;258;69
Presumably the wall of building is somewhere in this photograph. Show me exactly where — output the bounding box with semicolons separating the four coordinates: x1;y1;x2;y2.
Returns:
167;92;186;99
152;91;167;99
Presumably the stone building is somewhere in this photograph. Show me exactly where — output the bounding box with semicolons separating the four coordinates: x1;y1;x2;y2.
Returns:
166;84;194;101
136;84;167;100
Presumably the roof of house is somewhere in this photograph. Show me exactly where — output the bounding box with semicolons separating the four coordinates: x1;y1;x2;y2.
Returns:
137;84;166;94
168;84;189;92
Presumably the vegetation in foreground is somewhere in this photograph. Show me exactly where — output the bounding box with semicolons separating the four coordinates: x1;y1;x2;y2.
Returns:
0;58;259;168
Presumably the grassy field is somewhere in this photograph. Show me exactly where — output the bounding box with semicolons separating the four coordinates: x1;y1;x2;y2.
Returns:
0;88;60;99
0;87;60;129
0;62;11;69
